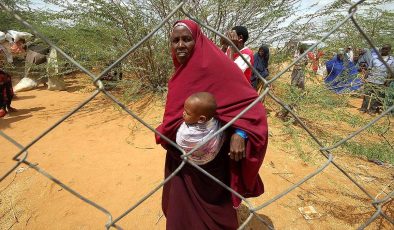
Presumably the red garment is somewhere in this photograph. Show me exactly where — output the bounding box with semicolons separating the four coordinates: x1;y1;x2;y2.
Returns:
156;19;268;211
308;50;324;73
0;70;13;97
233;48;254;83
162;142;238;229
10;41;25;54
225;47;254;83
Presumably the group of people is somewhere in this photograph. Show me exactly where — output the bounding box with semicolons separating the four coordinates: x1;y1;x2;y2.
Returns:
157;21;394;229
6;18;391;229
325;44;394;114
290;42;393;115
0;29;68;119
2;21;269;228
1;28;71;118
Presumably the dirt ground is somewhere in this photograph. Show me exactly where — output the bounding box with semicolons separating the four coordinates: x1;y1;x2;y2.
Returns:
1;74;393;230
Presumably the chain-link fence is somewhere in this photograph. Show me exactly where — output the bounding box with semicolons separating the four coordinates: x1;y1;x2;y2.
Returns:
1;0;393;229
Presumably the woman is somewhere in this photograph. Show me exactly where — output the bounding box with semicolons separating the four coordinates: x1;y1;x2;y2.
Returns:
0;70;15;117
156;20;268;229
251;44;269;90
0;34;16;117
325;48;361;93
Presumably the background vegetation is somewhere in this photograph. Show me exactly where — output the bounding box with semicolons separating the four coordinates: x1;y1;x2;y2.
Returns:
1;0;393;163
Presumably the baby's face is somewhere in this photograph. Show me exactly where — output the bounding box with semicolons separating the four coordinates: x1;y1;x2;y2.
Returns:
183;98;202;125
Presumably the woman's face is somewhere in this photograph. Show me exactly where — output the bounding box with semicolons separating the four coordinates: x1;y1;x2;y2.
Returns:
258;48;264;57
171;26;195;65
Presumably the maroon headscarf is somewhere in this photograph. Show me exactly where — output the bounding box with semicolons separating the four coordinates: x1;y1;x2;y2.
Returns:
156;19;268;207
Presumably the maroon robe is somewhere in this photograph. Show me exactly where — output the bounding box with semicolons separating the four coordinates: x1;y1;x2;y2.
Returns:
156;20;268;229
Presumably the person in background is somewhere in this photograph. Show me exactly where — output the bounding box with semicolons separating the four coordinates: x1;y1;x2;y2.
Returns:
356;48;373;81
221;26;254;84
0;31;16;117
356;48;373;70
325;48;360;93
251;44;269;90
291;45;308;90
307;48;324;75
10;38;26;54
360;44;394;114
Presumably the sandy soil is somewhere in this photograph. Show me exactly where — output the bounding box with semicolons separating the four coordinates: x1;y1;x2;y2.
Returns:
1;74;393;230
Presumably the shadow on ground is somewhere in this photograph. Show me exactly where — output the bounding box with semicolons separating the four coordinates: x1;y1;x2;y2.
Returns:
0;107;45;129
238;204;275;230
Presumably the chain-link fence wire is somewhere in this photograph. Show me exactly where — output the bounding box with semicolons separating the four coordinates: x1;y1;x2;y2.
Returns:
1;0;393;229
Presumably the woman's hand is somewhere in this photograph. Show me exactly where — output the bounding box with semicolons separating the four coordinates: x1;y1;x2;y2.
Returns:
229;133;246;161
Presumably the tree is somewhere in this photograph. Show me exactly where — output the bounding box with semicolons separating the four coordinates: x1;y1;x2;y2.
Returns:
1;0;301;92
2;0;392;88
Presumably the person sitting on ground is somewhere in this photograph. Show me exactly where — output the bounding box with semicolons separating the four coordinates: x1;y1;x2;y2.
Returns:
325;48;360;93
221;26;254;83
176;92;225;165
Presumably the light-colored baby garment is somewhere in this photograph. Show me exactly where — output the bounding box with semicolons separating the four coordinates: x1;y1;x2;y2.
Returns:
176;118;224;165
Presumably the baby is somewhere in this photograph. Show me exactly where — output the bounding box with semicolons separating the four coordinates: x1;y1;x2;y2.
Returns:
176;92;224;165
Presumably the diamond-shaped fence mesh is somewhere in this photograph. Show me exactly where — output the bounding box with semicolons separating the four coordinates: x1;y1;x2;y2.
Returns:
1;0;393;229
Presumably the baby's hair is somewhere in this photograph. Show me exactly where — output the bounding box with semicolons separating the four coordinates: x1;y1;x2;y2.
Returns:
187;92;217;120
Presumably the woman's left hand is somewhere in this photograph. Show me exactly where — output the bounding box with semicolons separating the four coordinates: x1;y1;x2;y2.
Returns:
229;133;246;161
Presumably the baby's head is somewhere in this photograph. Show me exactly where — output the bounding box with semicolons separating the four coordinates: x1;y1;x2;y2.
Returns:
183;92;217;125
